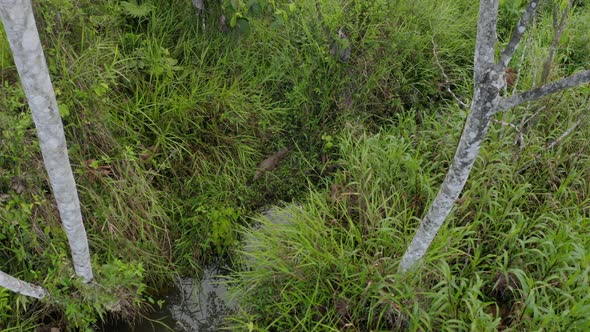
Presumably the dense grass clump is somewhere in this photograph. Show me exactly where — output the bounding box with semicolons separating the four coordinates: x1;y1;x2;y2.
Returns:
229;109;590;330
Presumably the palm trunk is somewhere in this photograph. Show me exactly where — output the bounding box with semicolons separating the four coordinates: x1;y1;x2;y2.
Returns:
0;0;93;282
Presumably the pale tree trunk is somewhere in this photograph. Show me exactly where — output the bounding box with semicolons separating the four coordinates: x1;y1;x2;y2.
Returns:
399;0;590;273
0;0;93;282
0;270;47;299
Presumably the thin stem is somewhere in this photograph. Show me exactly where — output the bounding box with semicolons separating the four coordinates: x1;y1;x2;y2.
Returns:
493;119;525;160
547;114;586;150
432;37;469;108
540;0;574;84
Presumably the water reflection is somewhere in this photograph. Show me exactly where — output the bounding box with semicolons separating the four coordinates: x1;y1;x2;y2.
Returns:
169;267;234;331
105;206;292;331
106;266;234;332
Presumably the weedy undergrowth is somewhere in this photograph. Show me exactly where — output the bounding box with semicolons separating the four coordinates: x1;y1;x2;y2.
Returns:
1;0;589;330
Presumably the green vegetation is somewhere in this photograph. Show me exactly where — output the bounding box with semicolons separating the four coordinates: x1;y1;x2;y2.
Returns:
230;110;590;330
1;0;589;330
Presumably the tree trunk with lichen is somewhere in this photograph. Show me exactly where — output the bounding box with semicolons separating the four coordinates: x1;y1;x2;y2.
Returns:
399;0;590;273
0;270;47;299
0;0;93;282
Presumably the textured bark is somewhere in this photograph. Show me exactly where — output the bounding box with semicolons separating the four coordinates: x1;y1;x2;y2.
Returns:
499;0;539;68
398;0;503;274
497;70;590;111
0;0;93;282
0;270;47;299
399;0;589;273
398;103;494;273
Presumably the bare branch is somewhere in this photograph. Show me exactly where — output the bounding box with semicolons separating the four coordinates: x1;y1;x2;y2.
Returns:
518;106;587;173
493;119;525;159
511;43;528;95
500;43;528;139
499;0;540;68
547;114;586;149
497;70;590;111
521;105;547;127
432;37;469;108
0;0;94;282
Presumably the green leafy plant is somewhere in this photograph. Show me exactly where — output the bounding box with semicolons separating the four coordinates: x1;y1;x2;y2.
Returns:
121;0;155;18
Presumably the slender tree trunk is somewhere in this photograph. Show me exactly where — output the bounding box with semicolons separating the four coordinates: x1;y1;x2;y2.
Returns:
398;100;496;273
399;0;590;273
0;0;93;282
399;0;503;273
540;0;574;85
0;270;47;299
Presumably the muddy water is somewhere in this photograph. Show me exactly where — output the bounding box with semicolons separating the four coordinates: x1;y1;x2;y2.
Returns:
107;266;234;332
105;206;291;331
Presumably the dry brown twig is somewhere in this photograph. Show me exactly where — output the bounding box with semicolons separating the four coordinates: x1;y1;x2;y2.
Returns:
493;119;525;160
547;111;588;150
432;37;469;109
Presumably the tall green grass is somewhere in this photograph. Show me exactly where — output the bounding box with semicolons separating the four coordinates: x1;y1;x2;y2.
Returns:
227;1;590;330
1;0;589;329
229;107;590;330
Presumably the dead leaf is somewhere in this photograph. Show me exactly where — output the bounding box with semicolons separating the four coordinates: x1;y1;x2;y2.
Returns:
84;159;113;182
252;147;289;181
505;67;517;87
10;177;26;194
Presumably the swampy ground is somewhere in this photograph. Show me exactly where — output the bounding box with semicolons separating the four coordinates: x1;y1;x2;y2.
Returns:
1;0;590;330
